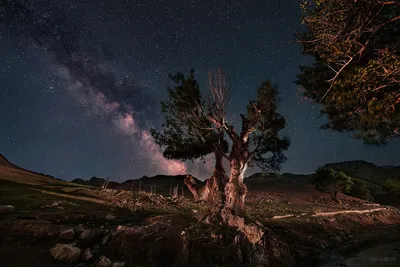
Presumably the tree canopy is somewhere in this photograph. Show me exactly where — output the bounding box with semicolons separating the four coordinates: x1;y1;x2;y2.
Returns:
297;0;400;145
151;70;227;161
241;81;290;171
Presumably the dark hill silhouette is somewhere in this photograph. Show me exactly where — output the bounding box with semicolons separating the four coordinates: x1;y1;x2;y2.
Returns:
1;152;399;204
0;153;23;170
71;177;120;189
72;174;204;195
0;153;57;179
324;161;400;182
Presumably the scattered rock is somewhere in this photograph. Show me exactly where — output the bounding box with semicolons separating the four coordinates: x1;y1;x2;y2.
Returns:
57;206;65;210
102;234;110;245
45;205;51;208
113;262;125;267
80;230;92;240
0;205;15;214
192;209;198;213
49;244;81;262
106;214;116;220
51;202;59;207
97;255;112;267
75;224;85;235
82;248;94;261
60;229;75;240
40;206;45;209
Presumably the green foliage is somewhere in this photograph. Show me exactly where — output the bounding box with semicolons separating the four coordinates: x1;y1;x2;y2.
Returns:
311;167;353;200
382;179;400;197
151;70;227;161
248;81;290;171
152;70;289;173
297;0;400;144
348;178;373;201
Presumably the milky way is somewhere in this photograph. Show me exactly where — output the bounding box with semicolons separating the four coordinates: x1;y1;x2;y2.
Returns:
1;0;399;181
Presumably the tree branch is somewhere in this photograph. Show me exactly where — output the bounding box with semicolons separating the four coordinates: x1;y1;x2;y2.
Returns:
320;56;353;102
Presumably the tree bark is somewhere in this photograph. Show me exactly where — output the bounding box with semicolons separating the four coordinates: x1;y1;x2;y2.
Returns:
184;151;227;203
208;150;228;203
223;158;248;217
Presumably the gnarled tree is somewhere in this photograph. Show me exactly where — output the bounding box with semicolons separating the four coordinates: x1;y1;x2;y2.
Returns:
151;70;229;207
153;69;290;227
297;0;400;144
204;73;290;221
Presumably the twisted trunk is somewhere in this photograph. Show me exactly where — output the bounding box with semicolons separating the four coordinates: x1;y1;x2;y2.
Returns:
208;150;228;203
224;159;248;216
222;140;249;218
184;151;227;203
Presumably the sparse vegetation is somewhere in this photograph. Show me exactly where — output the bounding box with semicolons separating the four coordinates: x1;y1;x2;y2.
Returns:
1;154;400;267
311;167;353;203
348;178;373;201
383;179;400;197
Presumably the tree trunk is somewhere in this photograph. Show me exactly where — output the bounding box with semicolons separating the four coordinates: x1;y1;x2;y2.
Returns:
184;151;227;203
184;175;203;202
208;151;228;204
223;158;248;217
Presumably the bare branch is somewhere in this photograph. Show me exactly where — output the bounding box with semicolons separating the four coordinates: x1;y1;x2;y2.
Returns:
320;56;353;102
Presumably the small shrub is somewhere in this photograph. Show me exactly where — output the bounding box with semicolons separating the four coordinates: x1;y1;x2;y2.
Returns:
311;167;353;203
382;179;400;197
349;178;373;201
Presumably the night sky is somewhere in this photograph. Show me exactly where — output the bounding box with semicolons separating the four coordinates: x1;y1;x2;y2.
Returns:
1;0;399;182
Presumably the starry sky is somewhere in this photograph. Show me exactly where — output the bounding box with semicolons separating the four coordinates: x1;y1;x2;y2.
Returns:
1;0;399;182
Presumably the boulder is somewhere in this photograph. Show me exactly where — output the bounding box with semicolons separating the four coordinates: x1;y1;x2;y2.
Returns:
97;255;112;267
79;229;105;247
113;262;125;267
60;229;75;240
51;202;59;207
49;244;81;262
82;248;94;261
80;229;92;240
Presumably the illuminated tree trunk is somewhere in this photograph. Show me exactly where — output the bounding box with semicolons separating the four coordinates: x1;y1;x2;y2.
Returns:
184;150;227;203
208;150;228;204
224;159;248;216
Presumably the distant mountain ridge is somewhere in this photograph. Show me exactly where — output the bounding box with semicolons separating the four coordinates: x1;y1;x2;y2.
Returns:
71;174;204;195
324;160;400;183
1;152;399;201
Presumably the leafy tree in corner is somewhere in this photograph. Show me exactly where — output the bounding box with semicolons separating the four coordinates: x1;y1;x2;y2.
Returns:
153;69;290;231
312;167;353;203
297;0;400;145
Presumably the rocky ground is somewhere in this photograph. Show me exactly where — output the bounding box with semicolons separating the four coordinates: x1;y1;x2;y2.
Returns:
1;167;400;267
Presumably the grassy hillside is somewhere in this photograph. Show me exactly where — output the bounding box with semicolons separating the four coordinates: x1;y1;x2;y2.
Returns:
1;153;400;267
325;161;400;184
324;161;400;205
